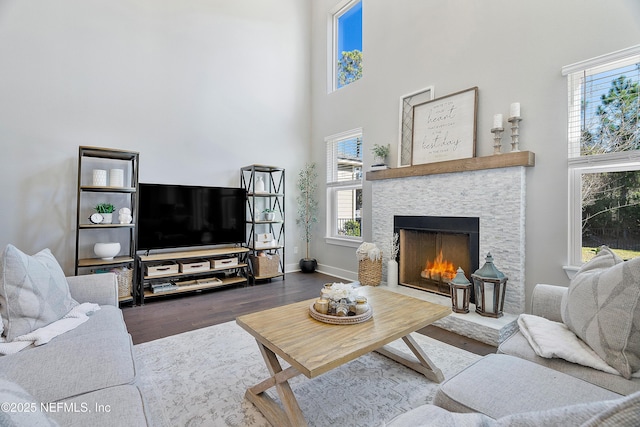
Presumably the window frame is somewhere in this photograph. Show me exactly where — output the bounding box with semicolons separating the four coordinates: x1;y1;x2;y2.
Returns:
325;128;363;248
327;0;362;93
563;45;640;267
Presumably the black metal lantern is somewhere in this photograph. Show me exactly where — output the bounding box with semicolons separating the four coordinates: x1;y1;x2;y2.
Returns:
471;253;508;318
449;267;471;313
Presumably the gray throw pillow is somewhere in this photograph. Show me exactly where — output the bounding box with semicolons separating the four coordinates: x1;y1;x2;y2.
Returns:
561;246;640;379
0;245;78;342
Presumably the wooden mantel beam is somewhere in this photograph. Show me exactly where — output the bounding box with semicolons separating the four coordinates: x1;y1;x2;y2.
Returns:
366;151;535;181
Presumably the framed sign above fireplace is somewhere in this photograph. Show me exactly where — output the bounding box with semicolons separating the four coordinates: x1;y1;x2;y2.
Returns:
411;87;478;166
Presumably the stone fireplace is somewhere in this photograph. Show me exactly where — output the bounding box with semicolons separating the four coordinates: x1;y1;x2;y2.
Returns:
368;152;534;345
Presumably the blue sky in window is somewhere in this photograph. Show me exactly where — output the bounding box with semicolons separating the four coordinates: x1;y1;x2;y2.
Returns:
337;1;362;57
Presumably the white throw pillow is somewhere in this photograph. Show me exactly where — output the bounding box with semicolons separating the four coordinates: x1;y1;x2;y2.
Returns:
561;246;640;379
0;245;78;342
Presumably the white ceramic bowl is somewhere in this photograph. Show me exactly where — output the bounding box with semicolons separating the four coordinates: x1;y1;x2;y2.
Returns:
94;242;121;260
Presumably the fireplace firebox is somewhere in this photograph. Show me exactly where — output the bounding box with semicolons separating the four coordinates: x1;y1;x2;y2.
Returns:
394;216;479;299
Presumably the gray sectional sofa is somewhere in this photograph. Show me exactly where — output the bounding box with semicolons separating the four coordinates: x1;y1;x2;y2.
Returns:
0;273;149;426
388;281;640;426
498;283;640;395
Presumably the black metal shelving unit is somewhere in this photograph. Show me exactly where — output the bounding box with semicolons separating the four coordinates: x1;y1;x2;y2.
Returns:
74;146;139;304
241;164;285;283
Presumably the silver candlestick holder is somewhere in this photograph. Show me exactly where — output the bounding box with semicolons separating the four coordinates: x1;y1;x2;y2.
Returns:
491;127;504;155
508;116;522;152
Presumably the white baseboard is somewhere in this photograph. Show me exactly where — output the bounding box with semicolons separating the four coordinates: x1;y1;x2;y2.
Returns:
285;262;357;283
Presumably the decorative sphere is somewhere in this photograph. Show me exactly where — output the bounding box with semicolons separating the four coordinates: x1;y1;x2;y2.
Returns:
93;242;121;260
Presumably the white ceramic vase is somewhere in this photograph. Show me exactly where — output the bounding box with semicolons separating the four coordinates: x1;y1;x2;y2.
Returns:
387;259;398;288
102;213;113;224
255;176;265;193
92;169;107;186
109;169;124;187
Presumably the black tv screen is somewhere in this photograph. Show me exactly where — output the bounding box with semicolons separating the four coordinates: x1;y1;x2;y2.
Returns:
137;183;246;251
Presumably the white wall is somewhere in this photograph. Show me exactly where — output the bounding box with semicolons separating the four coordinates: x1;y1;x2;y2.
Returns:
3;0;640;308
0;0;311;274
310;0;640;304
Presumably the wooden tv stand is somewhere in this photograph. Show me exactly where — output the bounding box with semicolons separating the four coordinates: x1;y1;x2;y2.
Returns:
137;247;249;304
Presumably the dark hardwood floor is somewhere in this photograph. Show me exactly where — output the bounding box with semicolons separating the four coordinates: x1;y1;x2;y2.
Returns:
122;271;496;356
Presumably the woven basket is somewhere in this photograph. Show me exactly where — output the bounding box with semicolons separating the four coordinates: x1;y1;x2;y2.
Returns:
250;254;280;277
112;267;133;298
358;258;382;286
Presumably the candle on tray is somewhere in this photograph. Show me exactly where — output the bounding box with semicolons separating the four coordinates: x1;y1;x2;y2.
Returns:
510;102;520;118
314;298;329;314
493;114;503;129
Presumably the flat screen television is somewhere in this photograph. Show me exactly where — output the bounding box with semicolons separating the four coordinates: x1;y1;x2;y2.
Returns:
137;183;246;251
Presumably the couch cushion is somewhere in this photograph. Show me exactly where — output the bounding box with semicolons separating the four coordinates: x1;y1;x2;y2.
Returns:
0;330;137;403
582;390;640;426
388;391;639;427
49;305;127;342
498;331;640;395
0;378;59;427
434;354;620;419
0;245;78;342
561;246;640;379
47;385;149;427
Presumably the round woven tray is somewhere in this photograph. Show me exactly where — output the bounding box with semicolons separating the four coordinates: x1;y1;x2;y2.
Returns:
309;303;373;325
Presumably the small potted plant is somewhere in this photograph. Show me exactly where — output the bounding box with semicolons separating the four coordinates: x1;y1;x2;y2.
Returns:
262;208;276;222
371;144;390;166
95;203;116;224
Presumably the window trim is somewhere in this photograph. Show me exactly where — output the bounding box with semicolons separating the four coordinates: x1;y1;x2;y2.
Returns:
568;156;640;266
564;45;640;269
325;128;363;247
327;0;362;93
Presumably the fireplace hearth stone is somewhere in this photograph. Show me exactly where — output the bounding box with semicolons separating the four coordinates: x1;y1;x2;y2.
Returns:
386;284;517;346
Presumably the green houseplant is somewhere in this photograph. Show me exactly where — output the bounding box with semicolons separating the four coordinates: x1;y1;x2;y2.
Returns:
371;144;390;166
95;203;115;213
95;203;116;224
296;162;318;273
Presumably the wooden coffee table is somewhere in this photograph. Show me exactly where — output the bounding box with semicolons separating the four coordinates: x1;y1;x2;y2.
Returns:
236;286;451;427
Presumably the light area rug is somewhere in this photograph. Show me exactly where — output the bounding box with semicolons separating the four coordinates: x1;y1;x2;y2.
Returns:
134;320;481;427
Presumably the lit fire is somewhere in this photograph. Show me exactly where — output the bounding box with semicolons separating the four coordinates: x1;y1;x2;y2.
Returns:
421;250;456;282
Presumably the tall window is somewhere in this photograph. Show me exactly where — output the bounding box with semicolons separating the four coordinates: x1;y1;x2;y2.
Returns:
563;45;640;265
331;0;362;90
326;129;363;246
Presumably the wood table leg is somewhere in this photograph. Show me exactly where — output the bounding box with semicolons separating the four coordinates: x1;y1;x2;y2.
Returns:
245;340;308;427
375;334;445;383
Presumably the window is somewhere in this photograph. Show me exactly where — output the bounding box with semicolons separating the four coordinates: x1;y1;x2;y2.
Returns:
330;0;362;91
326;129;363;246
563;45;640;265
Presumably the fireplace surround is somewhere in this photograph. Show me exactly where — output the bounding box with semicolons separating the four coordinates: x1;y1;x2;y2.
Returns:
369;155;533;345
